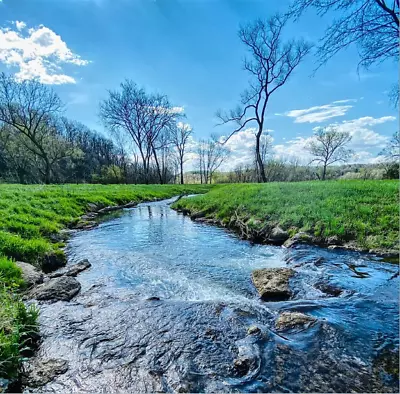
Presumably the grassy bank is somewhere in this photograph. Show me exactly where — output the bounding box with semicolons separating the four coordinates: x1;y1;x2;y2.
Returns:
173;180;399;253
0;183;211;382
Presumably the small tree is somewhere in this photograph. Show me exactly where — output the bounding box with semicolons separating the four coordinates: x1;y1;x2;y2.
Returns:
170;122;193;184
197;136;230;184
381;130;400;160
306;126;353;180
217;15;311;182
380;130;400;179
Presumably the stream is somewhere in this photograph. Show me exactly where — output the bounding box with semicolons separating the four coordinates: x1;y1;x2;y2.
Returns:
26;197;399;393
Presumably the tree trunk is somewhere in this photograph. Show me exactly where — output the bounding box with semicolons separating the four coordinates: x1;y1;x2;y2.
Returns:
180;160;184;184
255;132;267;182
322;163;327;181
44;159;51;184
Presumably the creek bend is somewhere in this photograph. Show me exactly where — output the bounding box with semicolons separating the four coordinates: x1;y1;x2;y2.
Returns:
26;198;399;393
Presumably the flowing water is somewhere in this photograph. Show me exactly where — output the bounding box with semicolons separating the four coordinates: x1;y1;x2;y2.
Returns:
27;198;399;393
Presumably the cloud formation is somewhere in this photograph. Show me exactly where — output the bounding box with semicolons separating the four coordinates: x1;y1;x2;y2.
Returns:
0;22;89;84
274;115;395;164
281;99;356;123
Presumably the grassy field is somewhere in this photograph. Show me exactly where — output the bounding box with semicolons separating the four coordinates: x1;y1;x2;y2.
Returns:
0;183;211;382
173;180;399;252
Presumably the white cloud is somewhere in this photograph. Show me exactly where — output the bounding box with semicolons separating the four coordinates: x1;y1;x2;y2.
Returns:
0;22;89;84
281;100;355;123
329;116;395;149
14;21;26;31
273;115;395;164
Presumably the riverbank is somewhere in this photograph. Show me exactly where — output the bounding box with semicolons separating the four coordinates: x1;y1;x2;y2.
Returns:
0;184;211;385
172;180;399;256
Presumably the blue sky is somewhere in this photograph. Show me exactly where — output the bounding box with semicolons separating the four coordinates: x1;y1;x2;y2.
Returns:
0;0;398;167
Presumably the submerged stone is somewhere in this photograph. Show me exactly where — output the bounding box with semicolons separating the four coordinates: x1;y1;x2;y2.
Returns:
275;311;317;331
23;358;68;387
251;268;295;301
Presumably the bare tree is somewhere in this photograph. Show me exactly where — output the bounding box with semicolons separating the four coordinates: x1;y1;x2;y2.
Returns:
0;73;67;183
290;0;399;104
170;122;193;184
99;80;179;183
290;0;399;69
217;15;311;182
306;126;353;180
197;135;230;184
381;130;400;160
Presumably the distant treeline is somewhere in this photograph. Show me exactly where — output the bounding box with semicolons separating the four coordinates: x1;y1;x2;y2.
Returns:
185;161;399;184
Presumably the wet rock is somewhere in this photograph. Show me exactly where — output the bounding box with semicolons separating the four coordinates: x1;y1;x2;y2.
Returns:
81;212;98;220
267;226;289;245
40;252;66;273
326;235;342;246
74;220;97;230
190;211;206;220
49;259;91;278
30;276;81;302
233;336;261;378
23;358;68;387
275;311;317;331
315;282;343;297
251;268;295;301
87;202;104;212
284;232;315;248
146;296;161;301
247;325;261;335
16;261;44;288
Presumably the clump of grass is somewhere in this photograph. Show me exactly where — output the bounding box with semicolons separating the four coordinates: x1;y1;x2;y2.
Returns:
0;285;39;380
173;180;399;251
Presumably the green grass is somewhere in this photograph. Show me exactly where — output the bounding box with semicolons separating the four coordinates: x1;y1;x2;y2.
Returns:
0;183;211;381
173;180;399;252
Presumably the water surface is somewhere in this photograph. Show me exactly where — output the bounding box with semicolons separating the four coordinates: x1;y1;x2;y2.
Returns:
31;198;399;393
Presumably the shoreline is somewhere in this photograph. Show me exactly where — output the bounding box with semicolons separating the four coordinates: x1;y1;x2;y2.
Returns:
175;207;399;261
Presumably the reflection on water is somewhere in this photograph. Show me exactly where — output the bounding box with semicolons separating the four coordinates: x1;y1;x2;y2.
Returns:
32;198;399;393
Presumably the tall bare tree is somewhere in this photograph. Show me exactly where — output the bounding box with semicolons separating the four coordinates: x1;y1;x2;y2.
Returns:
170;122;193;184
217;15;311;182
0;73;66;183
306;126;353;180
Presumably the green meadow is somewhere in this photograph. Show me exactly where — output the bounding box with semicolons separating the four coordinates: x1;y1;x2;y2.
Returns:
0;184;211;381
173;180;399;252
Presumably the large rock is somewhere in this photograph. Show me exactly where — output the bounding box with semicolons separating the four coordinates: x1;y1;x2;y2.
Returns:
41;252;66;273
267;226;289;244
251;268;295;301
49;259;91;279
16;262;44;288
283;232;315;248
30;276;81;302
275;311;317;331
23;358;68;387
